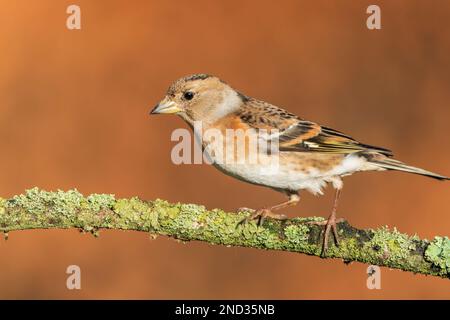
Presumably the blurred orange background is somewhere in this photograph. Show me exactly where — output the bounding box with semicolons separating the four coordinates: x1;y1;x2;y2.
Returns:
0;0;449;299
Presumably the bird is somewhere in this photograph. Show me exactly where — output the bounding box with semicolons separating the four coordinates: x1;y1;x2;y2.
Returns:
150;73;449;253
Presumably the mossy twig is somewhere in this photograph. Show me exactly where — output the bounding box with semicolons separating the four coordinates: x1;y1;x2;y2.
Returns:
0;188;449;279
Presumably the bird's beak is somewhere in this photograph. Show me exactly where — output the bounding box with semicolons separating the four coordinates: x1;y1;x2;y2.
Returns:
150;97;182;115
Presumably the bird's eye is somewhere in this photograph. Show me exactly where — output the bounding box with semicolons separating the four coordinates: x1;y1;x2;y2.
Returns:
183;91;194;100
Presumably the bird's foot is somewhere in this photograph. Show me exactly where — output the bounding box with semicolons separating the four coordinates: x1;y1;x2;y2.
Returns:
238;208;287;227
308;216;345;255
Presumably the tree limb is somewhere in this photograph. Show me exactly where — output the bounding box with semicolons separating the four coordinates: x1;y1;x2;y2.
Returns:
0;188;449;279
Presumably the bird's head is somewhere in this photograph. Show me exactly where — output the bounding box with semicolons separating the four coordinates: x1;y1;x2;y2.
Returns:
150;74;246;124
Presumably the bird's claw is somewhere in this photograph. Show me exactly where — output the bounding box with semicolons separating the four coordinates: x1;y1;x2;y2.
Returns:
237;208;287;228
307;217;345;256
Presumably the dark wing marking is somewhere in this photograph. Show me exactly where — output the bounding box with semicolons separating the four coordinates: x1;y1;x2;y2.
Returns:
237;99;393;156
278;123;393;156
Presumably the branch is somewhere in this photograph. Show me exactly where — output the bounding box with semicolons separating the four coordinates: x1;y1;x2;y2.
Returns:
1;188;449;279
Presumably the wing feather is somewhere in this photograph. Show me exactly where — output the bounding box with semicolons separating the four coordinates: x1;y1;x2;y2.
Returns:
237;99;393;156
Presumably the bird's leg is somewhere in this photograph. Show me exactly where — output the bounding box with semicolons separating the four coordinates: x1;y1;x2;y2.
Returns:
238;193;300;226
308;188;345;254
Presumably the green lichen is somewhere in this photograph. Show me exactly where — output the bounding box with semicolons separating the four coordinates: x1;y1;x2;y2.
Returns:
0;198;5;215
6;187;84;217
320;224;432;274
113;197;156;231
1;188;449;279
324;236;361;259
1;188;119;233
425;236;450;274
240;221;259;240
86;193;115;211
284;224;309;245
367;226;411;260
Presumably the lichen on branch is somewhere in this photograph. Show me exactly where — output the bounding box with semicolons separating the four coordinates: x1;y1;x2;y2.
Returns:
0;188;449;279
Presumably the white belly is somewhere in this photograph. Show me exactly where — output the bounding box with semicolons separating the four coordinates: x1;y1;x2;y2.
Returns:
211;152;375;195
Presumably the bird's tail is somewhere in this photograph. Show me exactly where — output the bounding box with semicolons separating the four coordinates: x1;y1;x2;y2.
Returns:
369;157;449;181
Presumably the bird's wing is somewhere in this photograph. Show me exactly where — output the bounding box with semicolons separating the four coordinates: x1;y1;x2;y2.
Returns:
237;99;393;156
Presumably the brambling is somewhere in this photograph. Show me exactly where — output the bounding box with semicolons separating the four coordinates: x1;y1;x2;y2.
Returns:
151;74;449;253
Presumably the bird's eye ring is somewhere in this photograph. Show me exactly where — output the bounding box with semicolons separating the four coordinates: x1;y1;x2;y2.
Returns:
183;91;194;100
